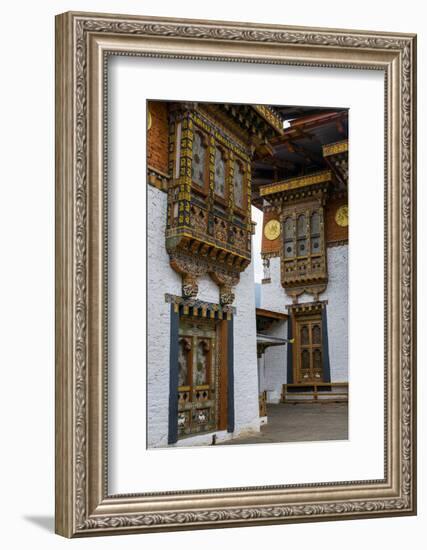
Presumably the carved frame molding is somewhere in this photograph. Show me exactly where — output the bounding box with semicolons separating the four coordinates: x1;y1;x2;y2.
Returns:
55;11;416;537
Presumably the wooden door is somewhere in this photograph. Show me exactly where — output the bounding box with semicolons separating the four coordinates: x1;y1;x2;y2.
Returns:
177;317;218;438
295;316;324;383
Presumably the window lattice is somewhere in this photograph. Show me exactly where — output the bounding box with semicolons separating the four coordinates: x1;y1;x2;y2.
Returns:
233;161;244;208
214;147;226;198
192;132;207;187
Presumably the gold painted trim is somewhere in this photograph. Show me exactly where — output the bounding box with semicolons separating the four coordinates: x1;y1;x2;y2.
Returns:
322;139;349;157
253;104;285;134
167;231;251;261
55;11;417;538
260;170;332;196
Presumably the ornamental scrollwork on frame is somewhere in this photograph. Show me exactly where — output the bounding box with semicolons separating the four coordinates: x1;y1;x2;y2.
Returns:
70;15;415;532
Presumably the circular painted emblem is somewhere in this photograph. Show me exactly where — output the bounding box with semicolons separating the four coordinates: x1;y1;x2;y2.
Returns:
335;205;349;227
264;219;281;241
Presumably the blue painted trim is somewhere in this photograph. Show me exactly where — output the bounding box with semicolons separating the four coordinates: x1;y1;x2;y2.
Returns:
167;305;179;444
321;307;331;383
286;318;293;383
227;316;235;433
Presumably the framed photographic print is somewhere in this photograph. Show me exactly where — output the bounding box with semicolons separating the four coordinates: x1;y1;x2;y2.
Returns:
55;11;417;537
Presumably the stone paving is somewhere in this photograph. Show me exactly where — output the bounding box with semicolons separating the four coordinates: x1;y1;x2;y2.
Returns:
219;402;348;445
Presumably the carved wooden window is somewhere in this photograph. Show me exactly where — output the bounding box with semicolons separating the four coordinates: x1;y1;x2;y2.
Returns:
311;211;321;254
281;205;326;288
300;325;309;345
194;340;210;386
233;161;244;210
174;121;182;179
192;131;208;188
177;318;218;438
283;208;324;260
297;214;308;257
312;323;321;344
295;315;324;383
214;146;226;198
178;337;191;387
284;217;295;258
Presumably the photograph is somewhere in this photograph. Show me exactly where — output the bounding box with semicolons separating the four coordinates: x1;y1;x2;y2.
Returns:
147;100;349;447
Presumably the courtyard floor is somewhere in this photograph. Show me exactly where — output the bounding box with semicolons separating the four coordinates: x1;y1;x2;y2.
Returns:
219;402;348;445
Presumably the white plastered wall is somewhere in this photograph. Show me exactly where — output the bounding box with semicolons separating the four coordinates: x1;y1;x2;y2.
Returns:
260;244;348;398
147;185;260;447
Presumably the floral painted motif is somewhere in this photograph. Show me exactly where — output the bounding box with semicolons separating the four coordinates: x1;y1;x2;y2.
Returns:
233;161;244;208
214;147;226;197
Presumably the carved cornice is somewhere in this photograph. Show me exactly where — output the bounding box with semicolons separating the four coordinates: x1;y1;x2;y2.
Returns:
63;13;415;534
166;235;250;271
322;140;348;157
261;251;280;259
287;299;327;312
165;293;235;317
323;140;348;188
147;165;170;192
190;107;251;160
253;104;284;135
260;170;331;197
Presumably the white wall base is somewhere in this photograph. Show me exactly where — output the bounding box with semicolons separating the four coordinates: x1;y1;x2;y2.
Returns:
153;417;262;448
147;186;261;447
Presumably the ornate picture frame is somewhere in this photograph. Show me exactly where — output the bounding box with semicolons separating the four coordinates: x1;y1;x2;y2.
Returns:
55;11;416;537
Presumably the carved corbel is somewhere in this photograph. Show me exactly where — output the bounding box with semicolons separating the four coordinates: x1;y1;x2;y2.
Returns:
286;287;305;304
170;253;208;298
210;270;240;305
182;273;199;297
305;284;327;302
219;284;235;306
285;284;327;304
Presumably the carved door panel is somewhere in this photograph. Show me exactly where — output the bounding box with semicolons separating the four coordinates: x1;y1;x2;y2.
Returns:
295;317;323;383
177;317;218;438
